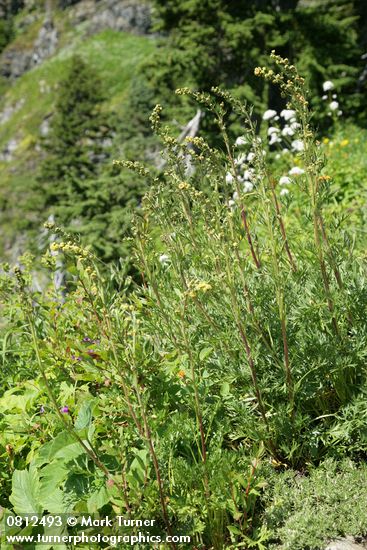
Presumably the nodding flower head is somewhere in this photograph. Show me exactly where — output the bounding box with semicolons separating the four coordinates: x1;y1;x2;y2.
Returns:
322;81;334;92
291;139;304;152
60;406;69;414
289;167;305;176
329;101;339;111
263;109;277;121
280;109;296;121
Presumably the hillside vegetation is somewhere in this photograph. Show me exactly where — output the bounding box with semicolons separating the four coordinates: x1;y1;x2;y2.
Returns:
0;3;155;257
1;1;367;549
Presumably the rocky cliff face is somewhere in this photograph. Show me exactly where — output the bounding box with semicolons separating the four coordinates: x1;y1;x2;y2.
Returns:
71;0;151;36
0;0;151;79
1;18;58;78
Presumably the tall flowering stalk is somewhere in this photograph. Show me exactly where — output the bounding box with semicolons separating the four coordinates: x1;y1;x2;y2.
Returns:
254;52;347;337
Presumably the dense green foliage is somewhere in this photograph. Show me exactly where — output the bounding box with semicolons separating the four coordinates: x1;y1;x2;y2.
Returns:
0;28;155;259
132;0;367;134
38;55;146;266
39;55;110;213
1;56;367;548
0;17;13;54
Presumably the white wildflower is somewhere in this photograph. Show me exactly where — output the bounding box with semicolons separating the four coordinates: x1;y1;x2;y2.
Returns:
247;152;256;162
235;136;247;146
228;199;235;208
269;134;281;146
329;101;339;111
322;95;327;100
290;122;301;130
280;109;296;121
234;153;246;166
279;176;291;185
289;167;305;176
263;109;277;120
233;191;239;200
282;126;295;137
243;181;254;193
159;254;170;264
291;139;305;152
268;126;280;136
280;188;289;196
226;172;234;184
332;94;337;99
243;169;254;180
323;81;334;91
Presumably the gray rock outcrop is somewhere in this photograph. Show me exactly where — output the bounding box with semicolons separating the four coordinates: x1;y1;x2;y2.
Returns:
0;99;25;125
71;0;151;35
0;0;151;79
325;537;367;550
0;17;58;78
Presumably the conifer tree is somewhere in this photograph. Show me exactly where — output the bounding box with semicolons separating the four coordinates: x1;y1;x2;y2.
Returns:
39;55;110;215
0;1;14;54
39;55;145;268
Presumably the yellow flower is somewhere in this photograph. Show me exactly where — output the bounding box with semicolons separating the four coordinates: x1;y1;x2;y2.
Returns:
187;280;212;298
178;370;186;379
322;137;329;145
195;281;212;292
318;175;331;182
340;139;349;147
178;182;190;190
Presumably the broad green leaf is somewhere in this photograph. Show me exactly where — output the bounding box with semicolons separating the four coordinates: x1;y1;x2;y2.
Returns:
227;525;241;535
10;463;43;514
87;485;110;513
127;449;149;486
0;382;40;413
75;398;96;431
36;431;86;465
39;461;69;496
58;381;75;402
40;488;67;514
